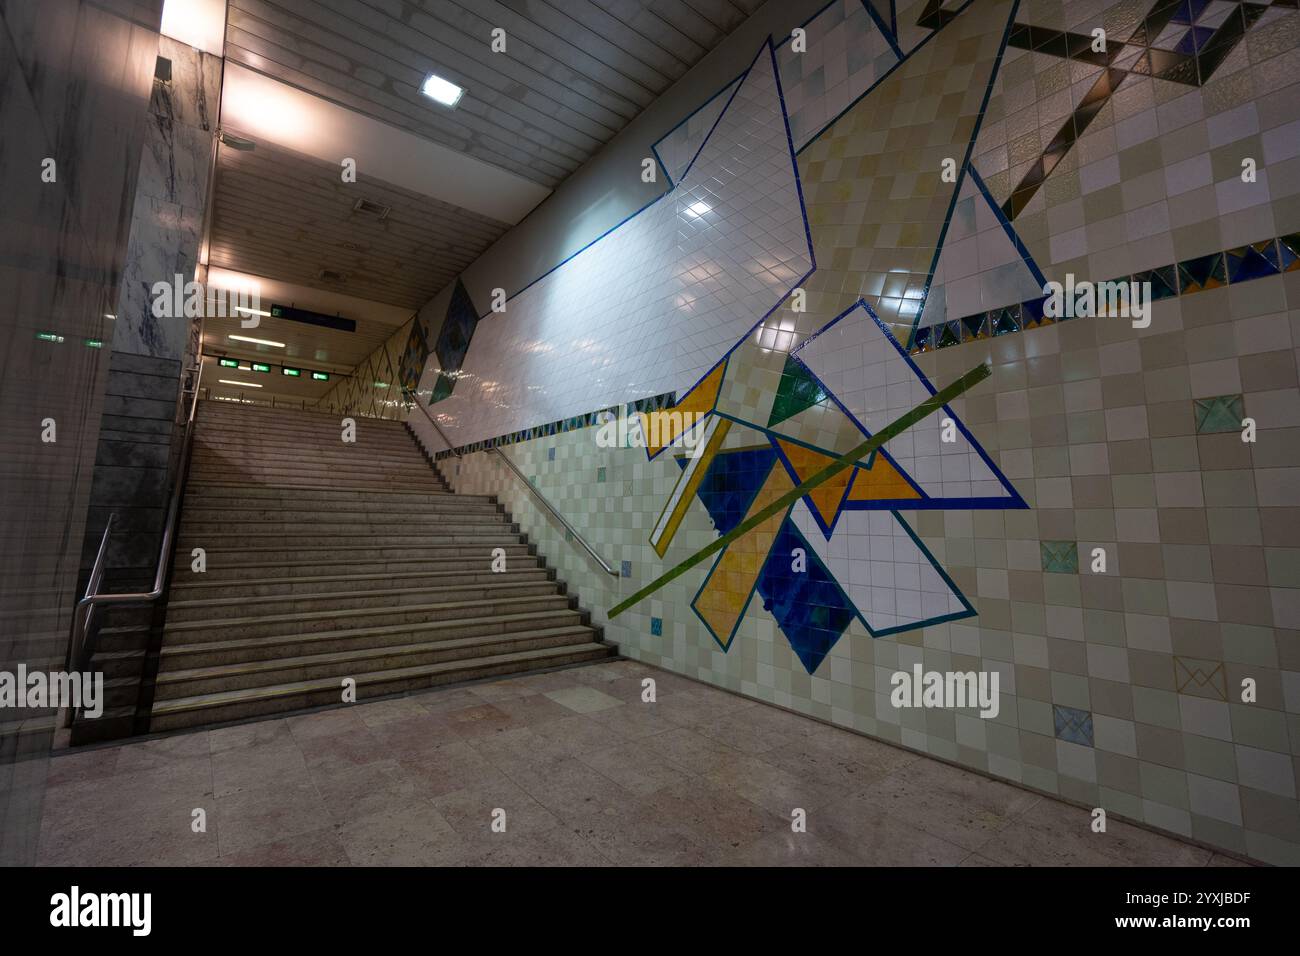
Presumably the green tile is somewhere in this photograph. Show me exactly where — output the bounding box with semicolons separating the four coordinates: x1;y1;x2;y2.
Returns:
1193;394;1244;434
1041;540;1079;574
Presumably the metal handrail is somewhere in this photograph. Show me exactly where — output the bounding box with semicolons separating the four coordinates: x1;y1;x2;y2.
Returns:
489;445;620;577
406;391;462;458
405;396;617;577
65;362;204;716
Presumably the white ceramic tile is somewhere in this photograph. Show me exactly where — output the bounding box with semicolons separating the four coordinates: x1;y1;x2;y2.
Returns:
428;44;812;447
793;302;1017;503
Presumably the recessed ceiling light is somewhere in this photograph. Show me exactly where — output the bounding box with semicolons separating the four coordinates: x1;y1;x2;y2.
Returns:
218;379;262;388
685;201;711;218
228;334;285;348
421;72;464;107
233;306;271;317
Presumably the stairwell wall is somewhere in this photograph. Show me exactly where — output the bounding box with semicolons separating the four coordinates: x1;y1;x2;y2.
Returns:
413;0;1300;865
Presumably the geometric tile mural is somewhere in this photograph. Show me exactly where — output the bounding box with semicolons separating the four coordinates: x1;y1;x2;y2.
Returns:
650;298;1021;673
401;0;1300;863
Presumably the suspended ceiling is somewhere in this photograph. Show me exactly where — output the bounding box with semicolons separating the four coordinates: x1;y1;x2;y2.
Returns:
223;0;769;188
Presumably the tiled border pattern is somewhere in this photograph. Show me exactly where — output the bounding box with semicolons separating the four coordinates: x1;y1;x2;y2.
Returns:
911;232;1300;352
1001;0;1294;220
433;391;676;460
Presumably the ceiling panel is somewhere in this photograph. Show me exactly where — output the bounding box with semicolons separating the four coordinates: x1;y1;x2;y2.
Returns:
223;0;767;189
208;137;511;308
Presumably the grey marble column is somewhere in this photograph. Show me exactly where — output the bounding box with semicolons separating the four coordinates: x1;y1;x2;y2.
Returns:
111;35;220;362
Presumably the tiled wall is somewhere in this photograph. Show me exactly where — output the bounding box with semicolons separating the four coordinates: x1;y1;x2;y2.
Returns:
316;314;417;422
408;0;1300;864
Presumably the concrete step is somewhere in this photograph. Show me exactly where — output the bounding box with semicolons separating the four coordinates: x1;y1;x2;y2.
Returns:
161;594;574;643
170;550;539;580
178;501;502;523
167;567;552;598
150;642;615;731
186;476;446;493
153;625;598;699
94;624;152;654
169;541;533;568
174;528;519;549
187;462;442;484
179;509;507;531
158;607;587;668
179;489;472;509
91;401;611;739
189;450;431;470
164;579;563;622
192;425;418;447
196;403;412;429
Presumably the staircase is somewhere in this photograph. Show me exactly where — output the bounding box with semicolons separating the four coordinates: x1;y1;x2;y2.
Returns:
118;400;613;732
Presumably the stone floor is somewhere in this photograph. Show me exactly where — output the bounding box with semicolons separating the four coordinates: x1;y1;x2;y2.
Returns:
37;659;1246;866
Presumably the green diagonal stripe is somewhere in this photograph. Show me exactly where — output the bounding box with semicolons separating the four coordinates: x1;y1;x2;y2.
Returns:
609;362;992;618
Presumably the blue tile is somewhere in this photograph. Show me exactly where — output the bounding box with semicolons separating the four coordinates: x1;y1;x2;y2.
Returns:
650;617;662;636
753;519;856;674
1053;705;1094;747
621;560;632;578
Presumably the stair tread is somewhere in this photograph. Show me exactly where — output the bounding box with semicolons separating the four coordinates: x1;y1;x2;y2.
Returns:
166;579;557;610
105;402;601;734
161;607;582;655
158;625;597;680
164;594;567;632
169;568;547;591
152;643;611;714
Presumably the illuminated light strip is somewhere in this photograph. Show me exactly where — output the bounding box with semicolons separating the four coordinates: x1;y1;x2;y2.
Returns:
228;334;285;347
649;416;731;558
218;379;263;388
608;362;992;618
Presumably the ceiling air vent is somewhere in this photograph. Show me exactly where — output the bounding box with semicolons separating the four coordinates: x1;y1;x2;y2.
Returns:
351;197;391;221
317;268;348;283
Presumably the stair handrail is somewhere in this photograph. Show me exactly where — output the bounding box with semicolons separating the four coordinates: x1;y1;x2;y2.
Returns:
488;445;621;578
65;362;204;702
405;391;462;458
405;395;618;577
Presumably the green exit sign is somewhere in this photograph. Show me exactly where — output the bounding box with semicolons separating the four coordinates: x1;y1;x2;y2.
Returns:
311;372;329;381
252;362;272;373
219;358;239;368
282;367;300;377
36;332;64;343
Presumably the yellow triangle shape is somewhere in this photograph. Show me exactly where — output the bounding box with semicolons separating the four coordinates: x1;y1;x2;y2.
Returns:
775;439;852;528
639;360;727;457
847;454;921;502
